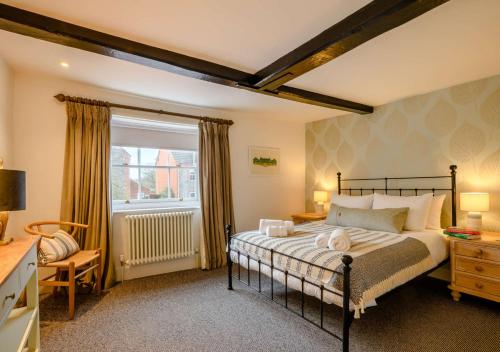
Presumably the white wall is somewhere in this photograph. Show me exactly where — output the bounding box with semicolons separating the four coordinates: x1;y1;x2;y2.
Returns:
0;58;13;168
230;115;305;231
9;70;305;276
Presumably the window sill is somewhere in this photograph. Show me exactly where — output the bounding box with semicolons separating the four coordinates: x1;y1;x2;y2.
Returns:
112;201;200;215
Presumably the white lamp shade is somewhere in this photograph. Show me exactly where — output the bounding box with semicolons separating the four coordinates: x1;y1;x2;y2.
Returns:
460;192;490;212
314;191;328;204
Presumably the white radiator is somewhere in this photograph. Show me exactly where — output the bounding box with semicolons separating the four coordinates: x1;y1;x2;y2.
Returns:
125;211;195;266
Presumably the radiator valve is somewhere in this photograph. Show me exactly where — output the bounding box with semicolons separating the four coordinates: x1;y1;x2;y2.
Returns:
119;254;128;266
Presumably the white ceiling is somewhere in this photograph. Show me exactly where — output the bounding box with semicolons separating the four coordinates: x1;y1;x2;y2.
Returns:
1;0;500;122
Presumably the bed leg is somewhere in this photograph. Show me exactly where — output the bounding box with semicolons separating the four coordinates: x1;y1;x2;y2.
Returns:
342;255;353;352
225;224;233;291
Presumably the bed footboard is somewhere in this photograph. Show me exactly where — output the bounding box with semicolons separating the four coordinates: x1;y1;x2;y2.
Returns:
225;224;354;352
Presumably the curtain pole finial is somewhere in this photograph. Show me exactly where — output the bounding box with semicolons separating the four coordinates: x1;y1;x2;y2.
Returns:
54;94;66;102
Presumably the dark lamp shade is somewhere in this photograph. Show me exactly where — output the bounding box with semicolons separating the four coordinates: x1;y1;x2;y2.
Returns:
0;169;26;211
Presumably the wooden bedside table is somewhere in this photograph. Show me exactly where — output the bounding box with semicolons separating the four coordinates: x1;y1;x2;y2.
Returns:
448;231;500;303
291;212;326;224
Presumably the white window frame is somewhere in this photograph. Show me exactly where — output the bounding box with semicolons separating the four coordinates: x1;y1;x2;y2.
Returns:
111;144;200;210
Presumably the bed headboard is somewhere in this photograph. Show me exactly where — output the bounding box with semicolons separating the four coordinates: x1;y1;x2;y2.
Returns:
336;165;457;226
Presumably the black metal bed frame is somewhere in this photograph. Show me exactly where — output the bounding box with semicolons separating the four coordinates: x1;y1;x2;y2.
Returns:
225;165;457;352
337;164;457;227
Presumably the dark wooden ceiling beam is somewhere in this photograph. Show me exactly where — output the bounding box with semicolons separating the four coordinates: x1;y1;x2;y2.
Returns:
0;3;252;86
253;0;449;90
0;3;373;114
240;84;373;113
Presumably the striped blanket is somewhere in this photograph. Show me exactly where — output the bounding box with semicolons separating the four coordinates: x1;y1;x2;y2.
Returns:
230;222;434;317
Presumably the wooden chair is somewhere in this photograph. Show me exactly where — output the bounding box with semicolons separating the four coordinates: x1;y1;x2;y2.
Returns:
24;221;102;319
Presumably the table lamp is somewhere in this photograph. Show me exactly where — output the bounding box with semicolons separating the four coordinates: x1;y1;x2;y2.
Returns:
0;168;26;245
460;192;489;230
313;190;328;214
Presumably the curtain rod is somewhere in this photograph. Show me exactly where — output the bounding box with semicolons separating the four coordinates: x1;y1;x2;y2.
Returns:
54;94;234;125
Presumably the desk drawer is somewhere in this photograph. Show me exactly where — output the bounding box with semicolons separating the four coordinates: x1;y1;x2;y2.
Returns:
455;257;500;279
0;269;20;325
455;273;500;297
18;246;37;287
455;242;500;262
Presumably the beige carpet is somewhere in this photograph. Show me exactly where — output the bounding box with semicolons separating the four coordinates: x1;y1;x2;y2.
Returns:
40;268;500;352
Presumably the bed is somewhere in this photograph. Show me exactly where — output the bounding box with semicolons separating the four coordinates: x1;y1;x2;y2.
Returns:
225;165;457;352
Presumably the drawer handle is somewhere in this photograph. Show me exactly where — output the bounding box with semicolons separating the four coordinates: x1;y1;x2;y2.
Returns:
475;282;484;289
4;293;15;301
474;265;484;272
27;262;35;267
473;249;483;257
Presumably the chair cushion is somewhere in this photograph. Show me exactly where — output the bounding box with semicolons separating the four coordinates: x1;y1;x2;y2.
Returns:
43;250;100;268
38;229;80;264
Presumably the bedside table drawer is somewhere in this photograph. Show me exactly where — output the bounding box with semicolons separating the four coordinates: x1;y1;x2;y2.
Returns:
456;257;500;279
455;242;500;262
455;273;500;297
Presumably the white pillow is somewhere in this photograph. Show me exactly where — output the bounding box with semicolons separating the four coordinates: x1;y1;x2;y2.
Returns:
331;194;374;209
427;194;446;230
372;193;433;231
38;229;80;264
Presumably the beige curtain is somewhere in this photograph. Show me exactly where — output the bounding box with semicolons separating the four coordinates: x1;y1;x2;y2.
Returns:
60;98;115;289
199;121;235;270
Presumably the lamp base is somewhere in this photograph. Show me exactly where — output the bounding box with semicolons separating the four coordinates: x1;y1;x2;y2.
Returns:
0;238;13;246
0;211;13;246
466;212;482;231
314;203;325;215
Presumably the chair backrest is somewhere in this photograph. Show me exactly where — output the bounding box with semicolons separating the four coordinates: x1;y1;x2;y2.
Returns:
24;221;89;240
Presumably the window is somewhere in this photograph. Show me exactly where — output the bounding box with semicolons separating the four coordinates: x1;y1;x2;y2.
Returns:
111;146;198;203
189;171;196;181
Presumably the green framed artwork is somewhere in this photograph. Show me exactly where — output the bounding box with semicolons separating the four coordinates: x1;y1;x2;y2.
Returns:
249;146;280;175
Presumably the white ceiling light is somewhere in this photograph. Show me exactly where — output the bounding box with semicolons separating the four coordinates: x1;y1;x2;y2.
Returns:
59;61;69;68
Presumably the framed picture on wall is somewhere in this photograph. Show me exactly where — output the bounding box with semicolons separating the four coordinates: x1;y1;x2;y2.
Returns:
249;146;280;175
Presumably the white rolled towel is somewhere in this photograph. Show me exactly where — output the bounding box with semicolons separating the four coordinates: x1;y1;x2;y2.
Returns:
328;229;351;251
259;219;284;234
283;220;294;235
266;225;288;237
314;233;330;248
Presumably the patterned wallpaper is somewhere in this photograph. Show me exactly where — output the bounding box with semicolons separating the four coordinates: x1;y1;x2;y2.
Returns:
306;74;500;231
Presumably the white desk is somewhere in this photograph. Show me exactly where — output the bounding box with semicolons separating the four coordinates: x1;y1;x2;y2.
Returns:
0;236;40;352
